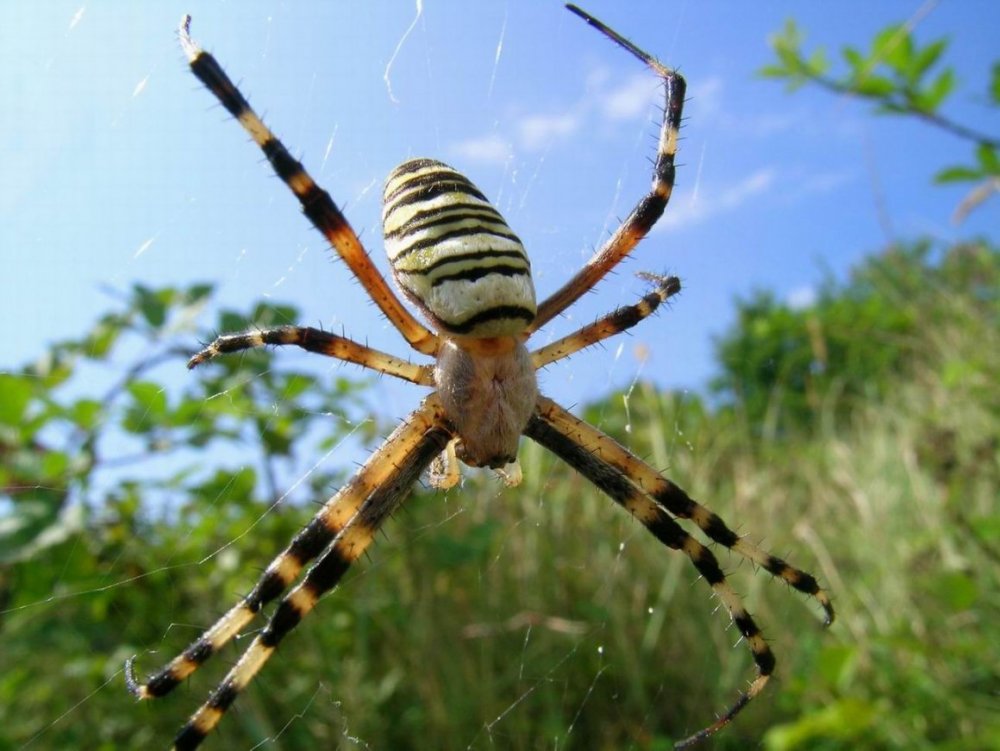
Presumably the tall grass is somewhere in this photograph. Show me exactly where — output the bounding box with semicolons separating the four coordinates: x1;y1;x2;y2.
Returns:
123;298;993;750
3;257;996;749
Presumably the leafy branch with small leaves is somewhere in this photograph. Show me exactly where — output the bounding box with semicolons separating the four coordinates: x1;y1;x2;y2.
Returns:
761;18;1000;221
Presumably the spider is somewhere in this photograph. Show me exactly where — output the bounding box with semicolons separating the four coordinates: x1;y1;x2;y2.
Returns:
126;5;834;749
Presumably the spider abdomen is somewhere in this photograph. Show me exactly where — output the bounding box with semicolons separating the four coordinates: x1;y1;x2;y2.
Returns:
383;159;536;338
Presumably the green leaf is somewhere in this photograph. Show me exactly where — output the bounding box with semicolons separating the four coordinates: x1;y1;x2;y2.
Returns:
252;302;298;326
70;399;103;431
123;381;168;433
916;67;955;111
908;38;947;83
991;61;1000;104
280;372;317;400
854;75;896;97
934;165;983;184
134;284;170;327
218;309;248;333
806;47;829;77
83;318;121;359
259;422;293;456
842;46;864;72
0;374;33;425
764;698;880;751
127;381;168;417
186;282;215;303
40;450;71;482
771;19;805;72
758;64;790;80
977;144;1000;175
872;24;911;74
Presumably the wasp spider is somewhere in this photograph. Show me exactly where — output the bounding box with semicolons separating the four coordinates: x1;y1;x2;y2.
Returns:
126;5;834;748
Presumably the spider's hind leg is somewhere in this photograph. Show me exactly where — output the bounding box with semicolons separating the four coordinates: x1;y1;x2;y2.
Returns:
170;400;451;748
126;397;451;708
525;398;776;747
526;395;834;747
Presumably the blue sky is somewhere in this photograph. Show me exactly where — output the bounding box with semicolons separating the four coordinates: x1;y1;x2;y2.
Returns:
3;1;998;415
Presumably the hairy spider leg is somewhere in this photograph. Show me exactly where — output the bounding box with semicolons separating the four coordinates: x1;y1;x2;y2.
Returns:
534;397;835;622
530;6;685;332
179;16;439;356
527;396;833;747
168;408;450;749
127;397;451;707
531;273;680;369
188;325;434;385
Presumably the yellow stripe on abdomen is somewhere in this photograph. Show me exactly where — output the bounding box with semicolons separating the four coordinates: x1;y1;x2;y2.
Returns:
383;159;536;337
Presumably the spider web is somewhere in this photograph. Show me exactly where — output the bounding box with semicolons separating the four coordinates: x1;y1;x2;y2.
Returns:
5;3;821;750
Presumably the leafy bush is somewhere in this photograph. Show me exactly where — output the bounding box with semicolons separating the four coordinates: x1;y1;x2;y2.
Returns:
2;235;997;749
711;240;1000;438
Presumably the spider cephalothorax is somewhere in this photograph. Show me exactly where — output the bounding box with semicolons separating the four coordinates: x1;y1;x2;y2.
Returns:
126;6;833;749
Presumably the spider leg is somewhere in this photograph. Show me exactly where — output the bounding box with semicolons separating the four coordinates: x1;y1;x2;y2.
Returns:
126;396;451;709
168;404;451;750
179;16;439;357
530;7;685;332
531;273;680;369
524;401;772;747
189;325;434;385
534;396;834;623
526;396;834;747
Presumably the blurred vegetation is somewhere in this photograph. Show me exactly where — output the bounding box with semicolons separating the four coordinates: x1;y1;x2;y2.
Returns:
2;238;996;750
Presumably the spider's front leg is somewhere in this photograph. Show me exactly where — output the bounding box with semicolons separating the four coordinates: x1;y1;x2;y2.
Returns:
531;7;685;332
189;325;433;385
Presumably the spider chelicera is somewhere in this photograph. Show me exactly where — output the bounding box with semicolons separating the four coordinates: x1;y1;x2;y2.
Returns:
126;6;833;749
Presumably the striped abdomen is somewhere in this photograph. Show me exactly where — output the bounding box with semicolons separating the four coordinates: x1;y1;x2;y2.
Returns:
383;159;536;338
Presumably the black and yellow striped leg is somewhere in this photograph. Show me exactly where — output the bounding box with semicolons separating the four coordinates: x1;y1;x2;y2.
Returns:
533;397;834;624
531;6;685;332
524;402;774;748
170;408;451;750
189;325;435;385
126;397;451;709
531;273;680;369
178;16;439;357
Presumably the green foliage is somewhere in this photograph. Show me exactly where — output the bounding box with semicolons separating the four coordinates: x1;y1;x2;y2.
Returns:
7;13;999;746
761;18;1000;219
2;244;997;749
712;240;1000;437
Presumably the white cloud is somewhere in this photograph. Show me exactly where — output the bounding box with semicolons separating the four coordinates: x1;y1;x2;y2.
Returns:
786;285;817;310
450;133;513;165
600;72;659;121
447;62;676;161
799;169;854;195
517;112;581;151
658;167;776;230
721;168;775;207
685;75;724;120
